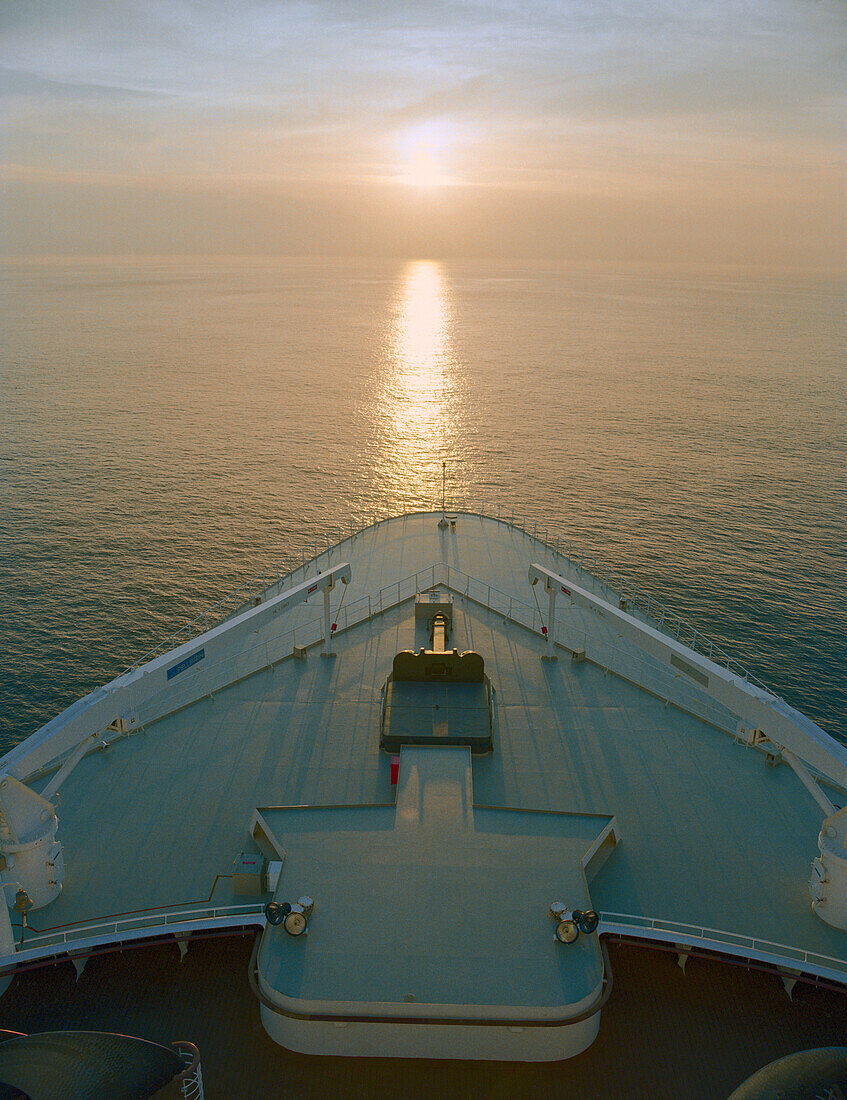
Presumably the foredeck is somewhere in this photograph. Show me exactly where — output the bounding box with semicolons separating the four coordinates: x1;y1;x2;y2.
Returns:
3;512;846;989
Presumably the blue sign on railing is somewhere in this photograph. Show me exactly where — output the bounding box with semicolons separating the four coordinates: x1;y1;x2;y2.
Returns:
167;648;205;681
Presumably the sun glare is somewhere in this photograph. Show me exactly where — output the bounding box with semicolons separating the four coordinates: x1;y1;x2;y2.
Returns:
397;122;454;188
386;260;453;465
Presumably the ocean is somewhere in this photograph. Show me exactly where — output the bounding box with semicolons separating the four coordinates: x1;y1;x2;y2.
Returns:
0;256;844;749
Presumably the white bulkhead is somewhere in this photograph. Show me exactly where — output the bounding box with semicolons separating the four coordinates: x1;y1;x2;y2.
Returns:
810;805;847;930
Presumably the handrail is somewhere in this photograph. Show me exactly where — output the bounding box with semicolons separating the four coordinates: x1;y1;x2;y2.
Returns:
172;1042;204;1100
598;910;847;981
123;502;772;694
17;551;829;790
17;558;772;784
4;897;844;990
124;560;740;749
8;901;266;959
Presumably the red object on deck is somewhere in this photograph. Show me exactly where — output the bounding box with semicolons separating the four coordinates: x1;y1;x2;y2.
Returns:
390;756;400;785
541;626;548;635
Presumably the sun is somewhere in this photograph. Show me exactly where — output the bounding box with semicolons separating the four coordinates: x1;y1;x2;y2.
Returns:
397;122;454;188
404;147;445;189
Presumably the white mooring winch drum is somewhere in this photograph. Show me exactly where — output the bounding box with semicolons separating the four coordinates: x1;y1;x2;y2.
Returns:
0;775;65;911
810;805;847;930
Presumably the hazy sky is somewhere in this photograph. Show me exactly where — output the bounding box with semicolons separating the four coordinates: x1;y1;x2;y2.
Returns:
1;0;844;265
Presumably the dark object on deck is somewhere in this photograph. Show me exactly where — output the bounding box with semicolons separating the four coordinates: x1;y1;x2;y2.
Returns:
381;641;493;753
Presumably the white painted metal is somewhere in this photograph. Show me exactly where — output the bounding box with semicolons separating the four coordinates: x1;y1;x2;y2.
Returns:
0;517;842;1010
41;733;100;802
528;563;847;790
259;1003;601;1061
811;806;847;930
597;912;847;985
126;505;769;694
5;896;846;989
0;893;15;993
0;775;64;909
11;554;831;800
1;903;266;973
173;1043;204;1099
1;564;352;783
529;566;558;660
266;861;283;893
7;559;808;793
782;750;836;818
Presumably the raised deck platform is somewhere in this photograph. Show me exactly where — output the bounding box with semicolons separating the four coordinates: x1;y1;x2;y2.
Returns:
254;746;612;1058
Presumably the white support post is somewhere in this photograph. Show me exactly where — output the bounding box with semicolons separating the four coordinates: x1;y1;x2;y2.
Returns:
547;586;557;660
322;584;334;657
42;732;99;802
783;750;836;817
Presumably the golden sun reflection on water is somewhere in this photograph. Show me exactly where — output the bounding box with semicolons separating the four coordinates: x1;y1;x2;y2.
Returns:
379;260;455;496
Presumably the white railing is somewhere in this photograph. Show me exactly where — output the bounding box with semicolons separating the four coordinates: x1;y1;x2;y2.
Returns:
12;901;265;959
600;910;847;984
125;503;771;693
27;558;741;784
173;1042;204;1100
6;895;845;989
108;561;738;759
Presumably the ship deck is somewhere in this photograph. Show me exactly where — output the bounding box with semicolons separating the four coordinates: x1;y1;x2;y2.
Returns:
5;512;847;993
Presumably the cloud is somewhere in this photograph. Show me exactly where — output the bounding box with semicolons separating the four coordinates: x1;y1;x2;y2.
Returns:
1;0;844;261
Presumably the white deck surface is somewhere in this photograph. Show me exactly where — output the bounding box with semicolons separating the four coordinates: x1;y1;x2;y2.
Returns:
10;512;846;981
255;747;607;1013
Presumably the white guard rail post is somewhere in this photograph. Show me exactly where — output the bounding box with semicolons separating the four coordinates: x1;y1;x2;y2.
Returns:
528;563;847;791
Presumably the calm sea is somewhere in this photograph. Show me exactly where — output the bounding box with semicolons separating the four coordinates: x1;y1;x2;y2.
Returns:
0;257;844;749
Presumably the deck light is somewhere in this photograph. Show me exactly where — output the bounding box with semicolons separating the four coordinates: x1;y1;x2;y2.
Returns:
264;901;291;927
284;904;308;936
550;901;580;944
573;909;599;934
556;919;579;944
